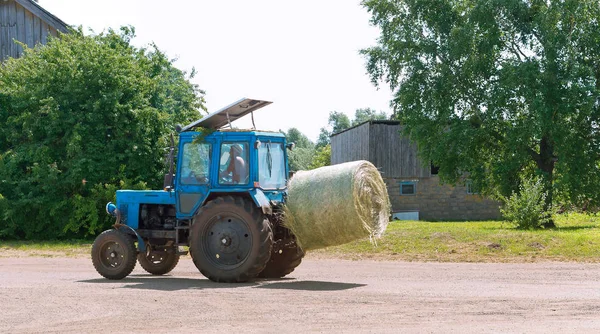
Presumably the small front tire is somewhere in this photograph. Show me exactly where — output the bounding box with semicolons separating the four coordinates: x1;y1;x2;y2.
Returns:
91;229;137;280
137;246;180;275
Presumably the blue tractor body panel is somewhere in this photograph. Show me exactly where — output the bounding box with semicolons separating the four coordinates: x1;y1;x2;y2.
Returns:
116;190;175;229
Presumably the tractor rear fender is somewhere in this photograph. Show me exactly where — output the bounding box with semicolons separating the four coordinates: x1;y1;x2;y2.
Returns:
249;188;273;215
202;189;272;215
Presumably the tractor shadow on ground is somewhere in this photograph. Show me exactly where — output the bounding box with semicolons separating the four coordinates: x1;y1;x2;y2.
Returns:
78;276;257;291
78;277;365;292
255;280;366;291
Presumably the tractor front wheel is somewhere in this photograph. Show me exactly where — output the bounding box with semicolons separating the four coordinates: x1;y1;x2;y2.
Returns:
91;229;137;280
137;245;180;275
190;196;273;283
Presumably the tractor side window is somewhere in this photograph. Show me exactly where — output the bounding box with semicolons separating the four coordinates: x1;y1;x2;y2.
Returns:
258;142;286;189
180;142;211;185
219;143;249;185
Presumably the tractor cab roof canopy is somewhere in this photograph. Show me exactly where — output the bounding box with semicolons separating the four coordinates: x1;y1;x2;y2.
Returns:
178;129;285;140
181;98;272;132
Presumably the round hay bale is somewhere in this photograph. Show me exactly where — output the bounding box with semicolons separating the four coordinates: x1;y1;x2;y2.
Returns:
284;160;390;251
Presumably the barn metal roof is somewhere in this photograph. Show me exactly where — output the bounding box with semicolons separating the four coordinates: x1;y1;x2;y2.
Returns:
330;120;400;137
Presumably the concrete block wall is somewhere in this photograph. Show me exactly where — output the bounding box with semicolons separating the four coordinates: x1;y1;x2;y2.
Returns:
385;176;501;221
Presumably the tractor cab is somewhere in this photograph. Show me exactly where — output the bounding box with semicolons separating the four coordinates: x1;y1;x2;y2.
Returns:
93;98;304;283
174;109;290;219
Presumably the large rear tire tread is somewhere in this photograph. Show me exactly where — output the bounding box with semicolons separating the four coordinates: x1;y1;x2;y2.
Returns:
137;248;180;275
258;239;305;278
91;229;137;280
190;196;273;283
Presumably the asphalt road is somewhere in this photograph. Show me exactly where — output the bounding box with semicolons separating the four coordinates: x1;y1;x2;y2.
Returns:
1;257;600;333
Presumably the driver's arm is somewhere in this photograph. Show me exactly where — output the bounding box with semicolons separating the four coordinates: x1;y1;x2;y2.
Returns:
220;155;234;177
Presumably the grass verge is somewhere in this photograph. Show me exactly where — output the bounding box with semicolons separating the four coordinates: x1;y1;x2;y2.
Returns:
0;240;92;258
310;213;600;262
1;213;599;262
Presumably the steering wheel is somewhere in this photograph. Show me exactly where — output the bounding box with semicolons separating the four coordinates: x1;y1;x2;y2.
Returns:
220;175;233;184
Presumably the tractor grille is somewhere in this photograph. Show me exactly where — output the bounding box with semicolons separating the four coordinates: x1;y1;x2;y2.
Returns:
119;204;128;224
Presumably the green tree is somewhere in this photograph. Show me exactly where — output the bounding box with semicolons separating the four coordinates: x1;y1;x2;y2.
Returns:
0;26;205;239
362;0;600;226
316;128;332;149
309;145;332;169
285;128;315;171
316;111;352;148
286;128;314;149
288;148;315;172
352;108;388;126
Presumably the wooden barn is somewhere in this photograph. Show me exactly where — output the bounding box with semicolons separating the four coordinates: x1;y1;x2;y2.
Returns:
0;0;69;62
331;120;501;221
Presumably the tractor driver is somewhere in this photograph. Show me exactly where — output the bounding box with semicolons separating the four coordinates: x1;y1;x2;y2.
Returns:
220;144;247;184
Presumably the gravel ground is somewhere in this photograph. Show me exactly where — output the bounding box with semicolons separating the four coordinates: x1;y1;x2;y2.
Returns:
1;257;600;333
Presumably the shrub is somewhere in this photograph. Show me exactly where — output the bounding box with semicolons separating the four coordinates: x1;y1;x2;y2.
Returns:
501;177;554;229
0;27;205;239
309;145;331;169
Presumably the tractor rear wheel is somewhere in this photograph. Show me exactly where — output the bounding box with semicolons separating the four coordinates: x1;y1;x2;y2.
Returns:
257;237;304;278
137;245;180;275
91;229;137;280
190;196;273;283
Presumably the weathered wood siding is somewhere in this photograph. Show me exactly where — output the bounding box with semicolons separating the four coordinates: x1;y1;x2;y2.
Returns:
331;122;370;165
0;0;63;62
331;121;430;178
369;122;430;178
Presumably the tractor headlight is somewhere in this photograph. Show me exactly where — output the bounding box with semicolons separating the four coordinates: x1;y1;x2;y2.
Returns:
106;202;117;216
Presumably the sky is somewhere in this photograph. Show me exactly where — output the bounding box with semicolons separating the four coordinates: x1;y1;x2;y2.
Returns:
39;0;394;141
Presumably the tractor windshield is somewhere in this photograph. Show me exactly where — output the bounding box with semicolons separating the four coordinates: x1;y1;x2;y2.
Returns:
258;142;286;189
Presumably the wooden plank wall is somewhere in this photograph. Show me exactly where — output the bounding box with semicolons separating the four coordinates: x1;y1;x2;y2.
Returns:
331;123;370;165
330;122;430;178
0;0;58;61
369;123;430;178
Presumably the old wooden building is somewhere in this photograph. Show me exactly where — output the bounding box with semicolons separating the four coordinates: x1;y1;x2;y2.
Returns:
331;121;500;221
0;0;69;62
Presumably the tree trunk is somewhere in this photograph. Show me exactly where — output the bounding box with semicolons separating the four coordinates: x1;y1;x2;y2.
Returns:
539;166;555;228
537;136;556;228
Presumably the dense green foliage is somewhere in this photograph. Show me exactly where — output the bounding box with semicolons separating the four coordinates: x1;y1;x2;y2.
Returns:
352;108;388;126
316;111;351;148
362;0;600;219
286;128;314;150
0;27;205;239
285;128;316;171
501;177;553;229
309;144;332;169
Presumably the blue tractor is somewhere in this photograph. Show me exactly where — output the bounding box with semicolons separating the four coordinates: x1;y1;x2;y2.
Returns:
91;98;304;283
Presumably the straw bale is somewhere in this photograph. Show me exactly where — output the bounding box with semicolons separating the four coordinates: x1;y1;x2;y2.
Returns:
284;160;390;251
